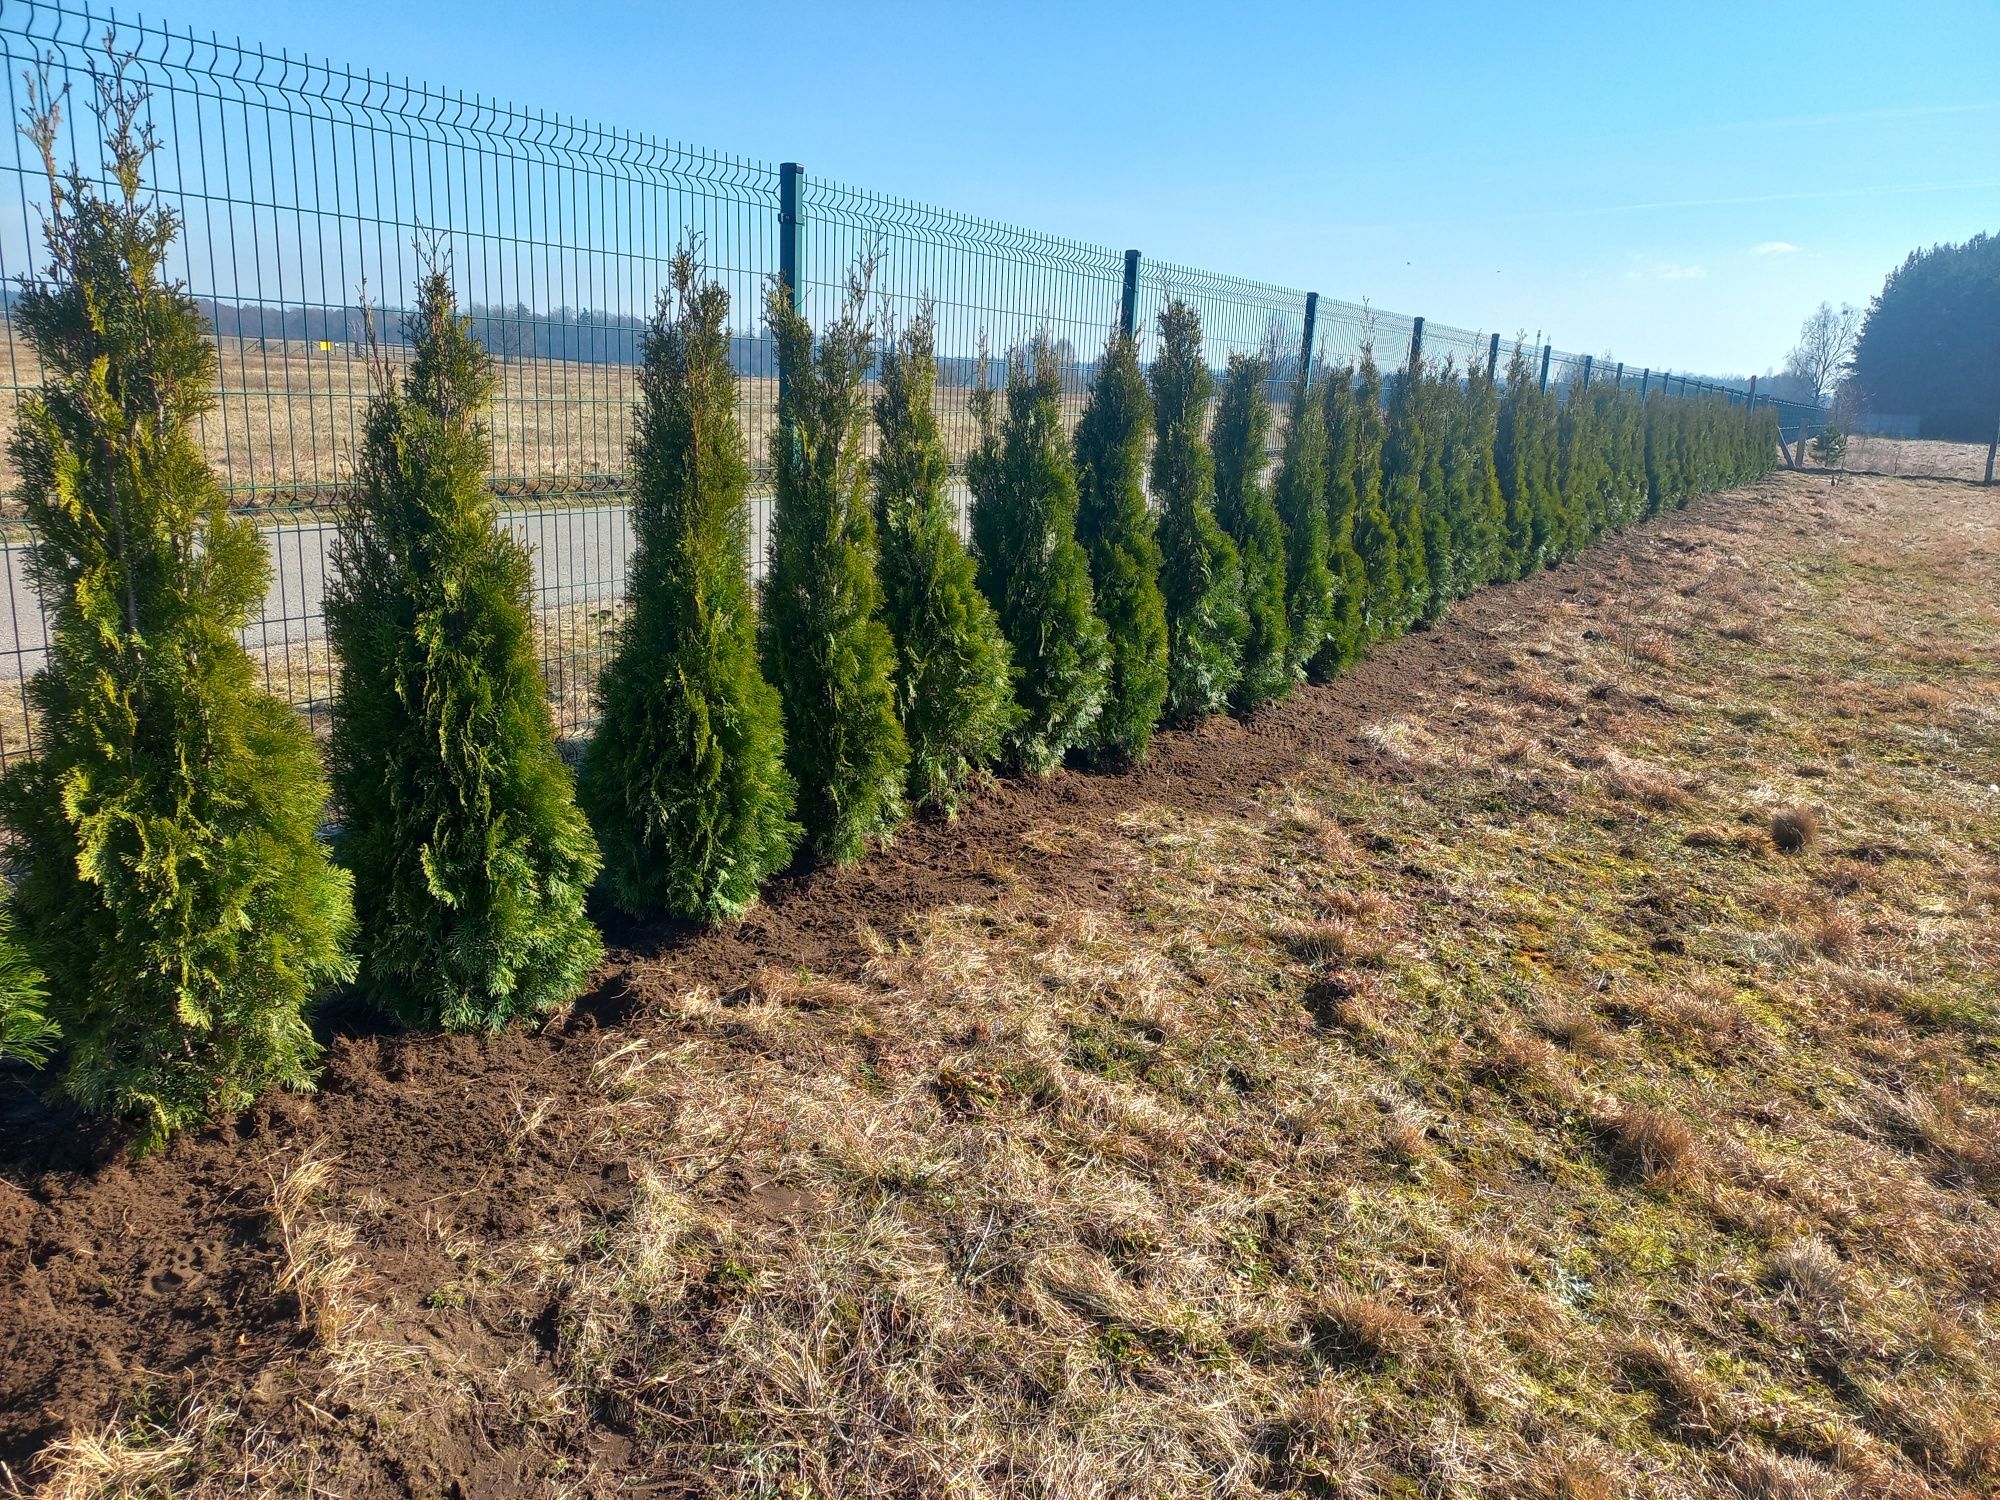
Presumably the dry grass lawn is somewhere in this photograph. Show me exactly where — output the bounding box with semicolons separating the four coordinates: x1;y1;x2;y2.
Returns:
9;470;1999;1499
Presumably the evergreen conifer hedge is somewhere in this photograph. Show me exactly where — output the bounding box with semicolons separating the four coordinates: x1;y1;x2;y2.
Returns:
328;266;601;1031
1274;375;1335;680
0;65;354;1145
1380;359;1434;635
968;339;1111;774
1212;354;1293;708
1073;330;1170;764
1309;364;1370;681
760;273;909;862
1346;352;1406;650
582;249;799;920
0;900;52;1068
1150;300;1247;721
874;309;1019;811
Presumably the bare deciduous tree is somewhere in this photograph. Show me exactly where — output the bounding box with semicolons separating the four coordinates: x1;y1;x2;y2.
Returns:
1784;301;1862;405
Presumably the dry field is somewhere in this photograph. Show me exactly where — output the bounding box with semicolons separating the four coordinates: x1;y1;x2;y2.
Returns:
0;333;1089;515
1810;436;1994;484
1;469;1997;1499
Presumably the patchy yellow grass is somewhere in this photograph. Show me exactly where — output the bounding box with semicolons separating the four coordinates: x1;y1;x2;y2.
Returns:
16;472;1999;1498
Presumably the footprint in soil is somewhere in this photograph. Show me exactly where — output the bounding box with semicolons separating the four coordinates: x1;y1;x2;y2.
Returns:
138;1241;217;1298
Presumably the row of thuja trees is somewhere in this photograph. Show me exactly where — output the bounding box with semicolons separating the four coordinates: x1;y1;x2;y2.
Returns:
0;78;1776;1147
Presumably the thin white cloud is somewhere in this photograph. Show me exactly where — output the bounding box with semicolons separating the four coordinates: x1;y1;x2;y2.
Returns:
1753;241;1800;256
1627;258;1706;282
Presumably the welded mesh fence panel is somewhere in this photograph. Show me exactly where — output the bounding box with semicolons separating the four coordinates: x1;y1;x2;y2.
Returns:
0;0;1804;771
1311;294;1415;377
0;0;781;752
1137;259;1308;409
1420;318;1495;381
797;175;1126;544
1545;351;1590;395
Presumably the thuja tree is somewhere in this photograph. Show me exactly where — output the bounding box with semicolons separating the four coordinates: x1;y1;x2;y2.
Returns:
582;249;798;920
873;307;1017;811
1150;299;1246;720
1597;384;1647;531
1368;356;1432;640
1273;375;1334;678
1644;390;1685;513
0;901;52;1067
1553;375;1607;559
1346;351;1404;648
1616;390;1648;524
761;272;908;862
1212;353;1292;708
1413;366;1455;626
330;266;600;1031
1444;362;1506;594
1073;329;1168;763
1309;365;1369;680
969;338;1110;774
1496;343;1553;579
0;62;353;1142
1379;355;1432;636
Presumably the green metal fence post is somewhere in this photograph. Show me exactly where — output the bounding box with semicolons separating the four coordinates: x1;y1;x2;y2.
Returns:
1119;249;1141;341
1407;315;1425;373
1580;354;1593;388
1615;361;1625;388
1539;343;1552;393
1298;292;1319;395
1487;332;1500;383
1641;367;1651;397
778;161;804;409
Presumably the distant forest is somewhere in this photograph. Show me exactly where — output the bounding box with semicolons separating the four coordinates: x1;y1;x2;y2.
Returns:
191;297;1031;389
1848;233;2000;441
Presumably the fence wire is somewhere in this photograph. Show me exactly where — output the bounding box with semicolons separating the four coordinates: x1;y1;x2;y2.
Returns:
0;0;1775;766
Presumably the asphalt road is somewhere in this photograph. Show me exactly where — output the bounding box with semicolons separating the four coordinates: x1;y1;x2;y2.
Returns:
0;487;976;678
0;505;643;678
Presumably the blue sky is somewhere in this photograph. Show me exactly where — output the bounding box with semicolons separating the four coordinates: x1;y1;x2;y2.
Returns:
148;0;1997;376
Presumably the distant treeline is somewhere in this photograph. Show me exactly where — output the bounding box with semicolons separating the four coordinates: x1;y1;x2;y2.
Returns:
188;295;1051;388
0;286;1296;392
1849;233;2000;442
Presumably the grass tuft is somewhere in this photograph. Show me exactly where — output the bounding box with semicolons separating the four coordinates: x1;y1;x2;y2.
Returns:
1769;804;1820;855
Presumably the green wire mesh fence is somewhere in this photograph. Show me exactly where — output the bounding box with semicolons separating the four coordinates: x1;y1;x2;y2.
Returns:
0;0;1779;766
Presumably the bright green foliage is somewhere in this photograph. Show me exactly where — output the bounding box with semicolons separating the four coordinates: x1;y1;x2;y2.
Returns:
1811;424;1847;467
1645;390;1687;513
1073;330;1168;763
969;338;1110;775
1212;354;1292;708
1413;366;1455;626
1344;352;1404;651
1149;299;1247;721
582;251;798;921
1446;362;1507;594
1495;355;1772;581
1599;385;1648;529
1554;375;1609;560
0;71;354;1145
0;897;54;1068
760;275;909;863
1309;365;1370;680
1379;356;1432;636
329;268;600;1031
873;309;1018;811
1496;343;1554;578
1273;376;1334;679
